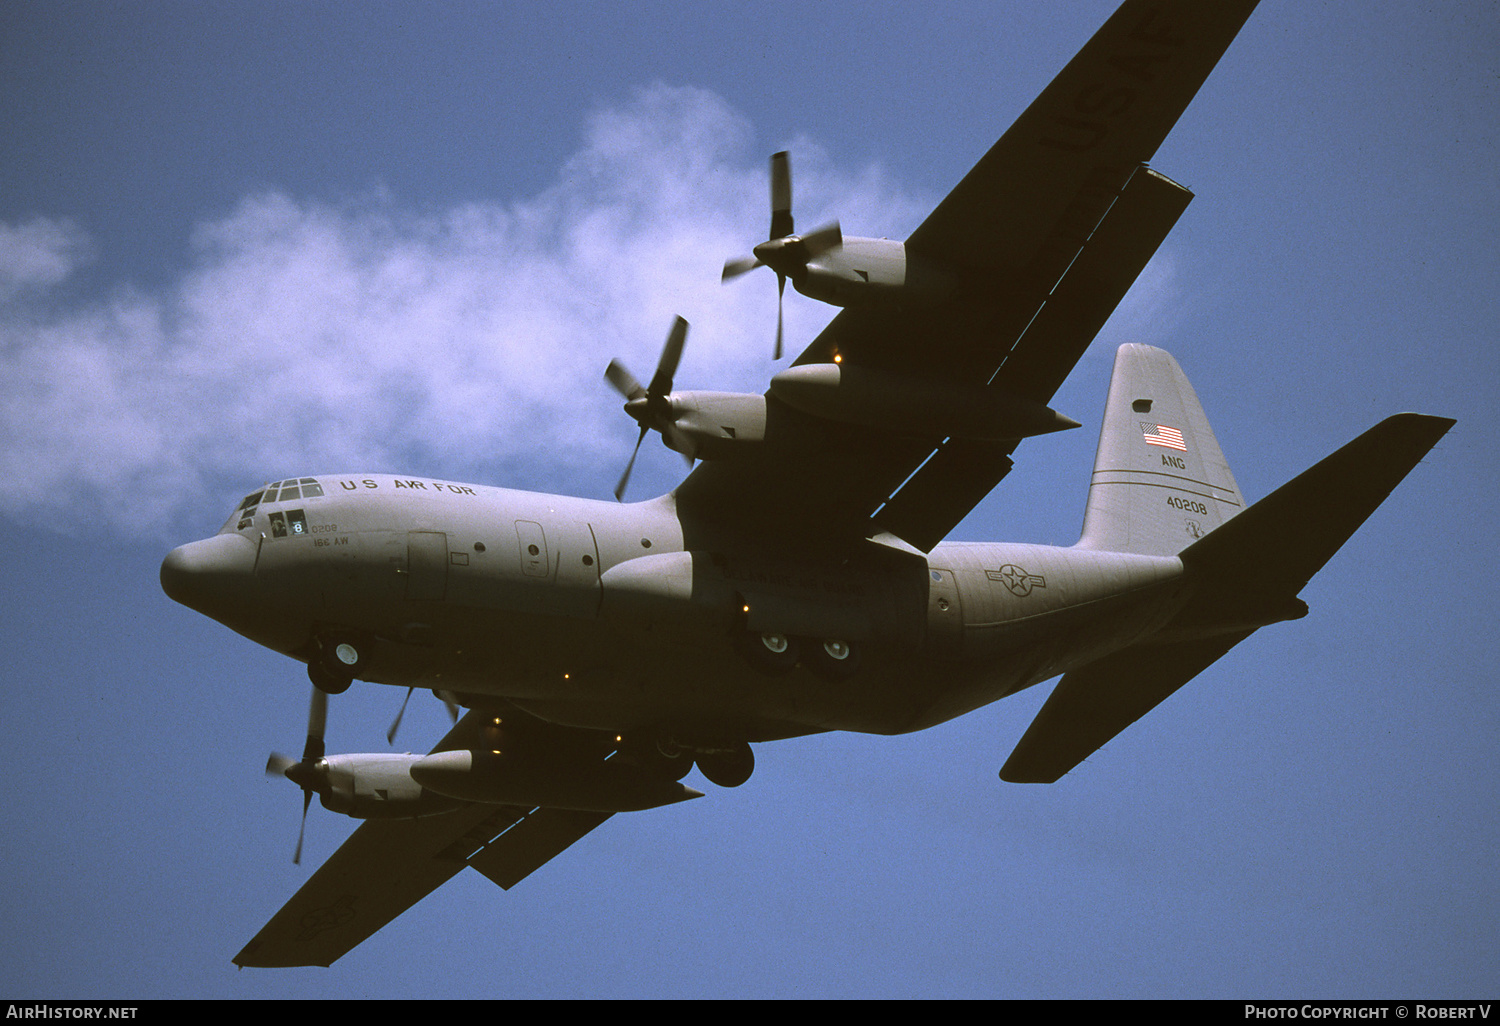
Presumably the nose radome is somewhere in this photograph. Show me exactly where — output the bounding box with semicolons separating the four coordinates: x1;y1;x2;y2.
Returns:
161;533;257;610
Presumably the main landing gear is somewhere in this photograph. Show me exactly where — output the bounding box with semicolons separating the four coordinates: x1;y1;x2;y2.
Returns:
694;742;754;788
616;734;756;789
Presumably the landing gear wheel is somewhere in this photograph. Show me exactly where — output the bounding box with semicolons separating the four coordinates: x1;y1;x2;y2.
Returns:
736;630;800;675
307;661;352;695
696;742;754;788
803;638;861;681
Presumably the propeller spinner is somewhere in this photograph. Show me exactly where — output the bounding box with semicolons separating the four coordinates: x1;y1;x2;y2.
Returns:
722;151;842;359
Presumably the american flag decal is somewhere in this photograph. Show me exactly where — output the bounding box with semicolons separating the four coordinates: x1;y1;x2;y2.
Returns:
1142;423;1188;451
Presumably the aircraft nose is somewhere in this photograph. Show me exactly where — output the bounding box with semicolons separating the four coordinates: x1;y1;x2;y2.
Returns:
161;533;257;613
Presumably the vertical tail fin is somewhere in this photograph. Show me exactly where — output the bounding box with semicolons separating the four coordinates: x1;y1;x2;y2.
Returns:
1077;344;1242;556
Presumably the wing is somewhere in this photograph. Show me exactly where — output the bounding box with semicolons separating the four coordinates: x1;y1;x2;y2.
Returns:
233;712;612;968
677;1;1258;553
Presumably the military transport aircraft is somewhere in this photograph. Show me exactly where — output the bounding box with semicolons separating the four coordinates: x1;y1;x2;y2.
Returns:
160;0;1453;968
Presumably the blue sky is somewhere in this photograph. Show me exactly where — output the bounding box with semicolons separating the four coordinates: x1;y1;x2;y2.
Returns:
2;0;1496;999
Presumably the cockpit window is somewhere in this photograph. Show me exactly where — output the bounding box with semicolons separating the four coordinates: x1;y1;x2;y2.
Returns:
251;478;325;508
226;478;325;533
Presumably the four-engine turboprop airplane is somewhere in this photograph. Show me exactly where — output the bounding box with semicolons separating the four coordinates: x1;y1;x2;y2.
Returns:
159;0;1453;968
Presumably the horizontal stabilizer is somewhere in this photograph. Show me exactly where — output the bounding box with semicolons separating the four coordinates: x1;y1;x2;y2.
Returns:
999;630;1253;783
1178;413;1454;600
1002;413;1452;784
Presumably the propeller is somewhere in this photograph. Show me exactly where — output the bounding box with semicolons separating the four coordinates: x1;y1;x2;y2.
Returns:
266;685;329;865
604;316;696;501
722;150;843;359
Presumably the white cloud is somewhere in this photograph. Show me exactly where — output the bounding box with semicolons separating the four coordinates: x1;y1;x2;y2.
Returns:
0;84;925;539
0;217;93;300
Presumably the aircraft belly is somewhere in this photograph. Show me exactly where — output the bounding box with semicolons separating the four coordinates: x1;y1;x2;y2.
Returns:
324;542;1186;740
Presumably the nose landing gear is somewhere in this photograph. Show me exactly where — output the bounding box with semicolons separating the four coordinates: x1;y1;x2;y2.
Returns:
307;632;368;695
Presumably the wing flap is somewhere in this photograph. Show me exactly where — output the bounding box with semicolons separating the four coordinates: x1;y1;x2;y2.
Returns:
467;807;613;890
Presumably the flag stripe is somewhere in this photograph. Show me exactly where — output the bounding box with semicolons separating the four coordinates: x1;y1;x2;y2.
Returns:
1143;424;1188;451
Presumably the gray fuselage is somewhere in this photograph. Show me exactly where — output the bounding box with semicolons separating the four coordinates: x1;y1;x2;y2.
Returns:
162;473;1188;744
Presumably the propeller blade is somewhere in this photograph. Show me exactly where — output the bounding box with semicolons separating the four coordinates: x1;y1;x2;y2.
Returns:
800;220;843;257
294;788;312;865
266;752;297;778
303;685;327;764
614;424;648;501
647;316;688;398
769;151;793;240
722;255;762;281
605;360;645;401
775;273;786;360
386;686;414;745
661;421;698;466
435;690;460;723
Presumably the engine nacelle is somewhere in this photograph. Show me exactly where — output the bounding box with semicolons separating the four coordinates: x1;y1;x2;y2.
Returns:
409;749;703;812
794;237;953;309
662;391;766;460
317;753;464;819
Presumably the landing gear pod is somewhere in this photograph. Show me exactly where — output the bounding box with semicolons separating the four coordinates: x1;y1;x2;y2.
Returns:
409;749;703;812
